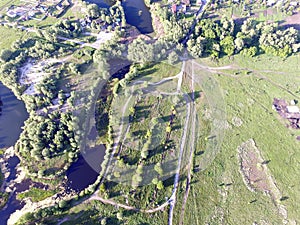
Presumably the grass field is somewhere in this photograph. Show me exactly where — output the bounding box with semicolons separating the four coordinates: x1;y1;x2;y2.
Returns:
0;26;24;49
54;54;300;224
17;187;56;202
174;53;300;224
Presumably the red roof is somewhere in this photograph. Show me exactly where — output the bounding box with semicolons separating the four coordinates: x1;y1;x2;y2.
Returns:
182;0;190;5
172;4;177;13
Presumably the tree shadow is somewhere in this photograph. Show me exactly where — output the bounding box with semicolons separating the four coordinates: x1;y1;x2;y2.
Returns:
147;143;171;159
280;196;289;201
159;114;173;123
261;159;271;165
186;91;201;101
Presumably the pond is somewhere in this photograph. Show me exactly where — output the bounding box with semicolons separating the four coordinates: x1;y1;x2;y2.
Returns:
84;0;154;34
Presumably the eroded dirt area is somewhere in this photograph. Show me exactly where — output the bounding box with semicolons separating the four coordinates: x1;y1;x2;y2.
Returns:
237;139;294;224
282;12;300;30
238;140;270;192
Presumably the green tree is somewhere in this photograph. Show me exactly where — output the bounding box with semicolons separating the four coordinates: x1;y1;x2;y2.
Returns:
220;36;235;56
157;180;164;190
168;51;179;65
87;4;100;18
154;163;163;176
127;38;154;64
0;49;12;62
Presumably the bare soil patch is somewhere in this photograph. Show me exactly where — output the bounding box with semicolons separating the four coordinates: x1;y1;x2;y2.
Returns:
282;12;300;29
120;26;151;44
151;12;164;38
238;139;271;193
237;139;291;223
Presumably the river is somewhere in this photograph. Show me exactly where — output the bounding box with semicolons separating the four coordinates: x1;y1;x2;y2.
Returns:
84;0;154;34
0;82;29;225
0;83;28;149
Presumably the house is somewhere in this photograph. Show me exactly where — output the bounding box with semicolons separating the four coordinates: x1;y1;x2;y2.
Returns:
171;4;177;14
182;0;190;6
287;106;300;113
196;0;202;5
7;10;17;18
182;4;187;13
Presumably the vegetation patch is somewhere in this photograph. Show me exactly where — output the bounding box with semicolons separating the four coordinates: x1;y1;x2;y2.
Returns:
17;187;56;202
0;191;9;210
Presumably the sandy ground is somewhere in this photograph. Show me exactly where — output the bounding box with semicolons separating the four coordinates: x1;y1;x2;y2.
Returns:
282;12;300;27
19;59;61;95
83;31;113;49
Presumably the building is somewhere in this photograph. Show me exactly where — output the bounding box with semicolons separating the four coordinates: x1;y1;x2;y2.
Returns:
182;0;190;6
182;4;187;13
171;4;177;14
287;106;300;113
6;10;17;18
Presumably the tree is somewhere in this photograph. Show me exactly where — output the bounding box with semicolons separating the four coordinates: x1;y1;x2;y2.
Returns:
87;4;100;18
220;36;235;56
114;171;120;178
58;200;68;209
101;218;107;225
141;150;149;159
154;163;163;176
117;212;123;220
166;125;171;133
152;177;158;185
168;51;179;65
157;180;164;190
187;38;204;58
234;38;245;53
127;38;154;64
242;46;258;57
0;49;12;62
41;148;50;159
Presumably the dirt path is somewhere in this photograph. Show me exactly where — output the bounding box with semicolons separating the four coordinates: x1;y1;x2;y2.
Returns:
178;60;197;225
252;71;299;99
168;60;194;225
89;190;169;213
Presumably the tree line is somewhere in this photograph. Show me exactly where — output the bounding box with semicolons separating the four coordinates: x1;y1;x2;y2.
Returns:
187;17;299;59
